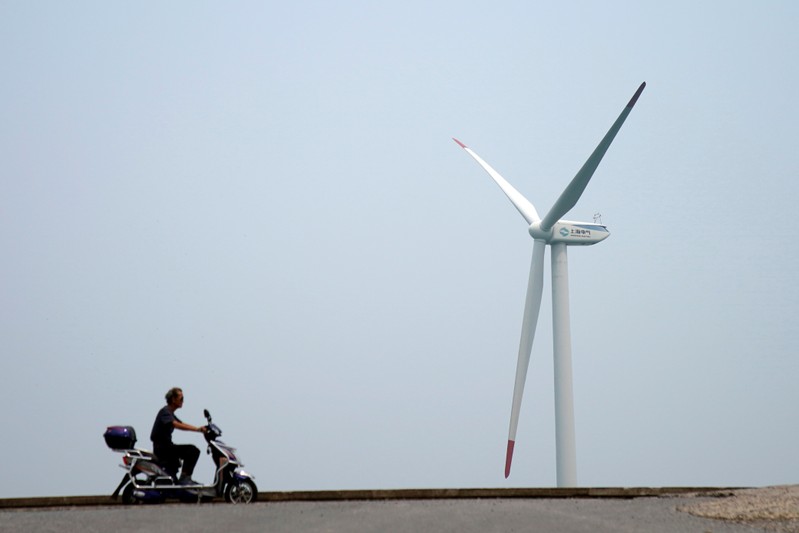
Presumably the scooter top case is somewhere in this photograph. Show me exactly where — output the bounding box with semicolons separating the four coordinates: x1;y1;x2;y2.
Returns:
104;426;137;450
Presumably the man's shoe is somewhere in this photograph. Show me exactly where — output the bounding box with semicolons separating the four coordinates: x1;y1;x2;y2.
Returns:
179;477;200;486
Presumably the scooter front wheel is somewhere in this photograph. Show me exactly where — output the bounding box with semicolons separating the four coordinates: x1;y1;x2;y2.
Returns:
224;479;257;504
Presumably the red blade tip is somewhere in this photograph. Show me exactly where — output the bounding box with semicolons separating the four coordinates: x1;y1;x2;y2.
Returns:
626;82;646;109
452;138;467;149
505;440;515;478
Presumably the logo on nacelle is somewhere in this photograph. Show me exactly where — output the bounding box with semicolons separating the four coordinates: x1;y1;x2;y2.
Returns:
549;222;609;245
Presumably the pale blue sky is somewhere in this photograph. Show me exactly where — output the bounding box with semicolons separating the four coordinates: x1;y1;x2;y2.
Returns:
1;1;798;497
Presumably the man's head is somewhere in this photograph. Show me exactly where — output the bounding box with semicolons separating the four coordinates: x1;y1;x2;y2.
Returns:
165;387;184;409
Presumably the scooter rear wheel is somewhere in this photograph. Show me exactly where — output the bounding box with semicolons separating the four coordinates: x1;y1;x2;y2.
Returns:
121;483;139;505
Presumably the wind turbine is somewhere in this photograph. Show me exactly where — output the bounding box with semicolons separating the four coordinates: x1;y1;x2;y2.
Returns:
453;82;645;487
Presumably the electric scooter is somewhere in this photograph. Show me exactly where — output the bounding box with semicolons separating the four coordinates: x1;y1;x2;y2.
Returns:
104;409;257;504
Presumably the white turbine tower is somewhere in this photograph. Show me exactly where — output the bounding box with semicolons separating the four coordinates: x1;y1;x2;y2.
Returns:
453;82;645;487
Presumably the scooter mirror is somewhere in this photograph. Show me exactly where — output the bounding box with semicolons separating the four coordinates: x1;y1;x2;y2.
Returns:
204;409;211;420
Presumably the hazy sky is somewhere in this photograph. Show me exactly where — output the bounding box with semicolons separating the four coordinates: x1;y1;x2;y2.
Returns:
1;1;798;498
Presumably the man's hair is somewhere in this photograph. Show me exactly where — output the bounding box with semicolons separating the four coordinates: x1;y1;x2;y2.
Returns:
165;387;183;404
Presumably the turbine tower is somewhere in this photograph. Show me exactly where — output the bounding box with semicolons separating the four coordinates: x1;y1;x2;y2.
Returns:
453;82;645;487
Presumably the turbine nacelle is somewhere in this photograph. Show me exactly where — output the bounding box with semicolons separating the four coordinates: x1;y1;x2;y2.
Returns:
529;221;610;245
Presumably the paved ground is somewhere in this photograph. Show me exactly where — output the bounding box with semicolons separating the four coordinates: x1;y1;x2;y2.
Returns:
0;496;786;533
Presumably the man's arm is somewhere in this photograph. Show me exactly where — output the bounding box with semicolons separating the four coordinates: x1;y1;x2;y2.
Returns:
173;420;206;433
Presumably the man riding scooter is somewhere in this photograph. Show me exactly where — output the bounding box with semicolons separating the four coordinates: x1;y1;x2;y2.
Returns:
106;395;257;503
150;387;207;484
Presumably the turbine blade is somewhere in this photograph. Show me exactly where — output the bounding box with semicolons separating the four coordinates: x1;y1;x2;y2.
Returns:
540;82;646;231
453;138;540;225
506;239;547;478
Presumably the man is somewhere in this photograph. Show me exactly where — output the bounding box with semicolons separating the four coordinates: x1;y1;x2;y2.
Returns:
150;387;206;484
